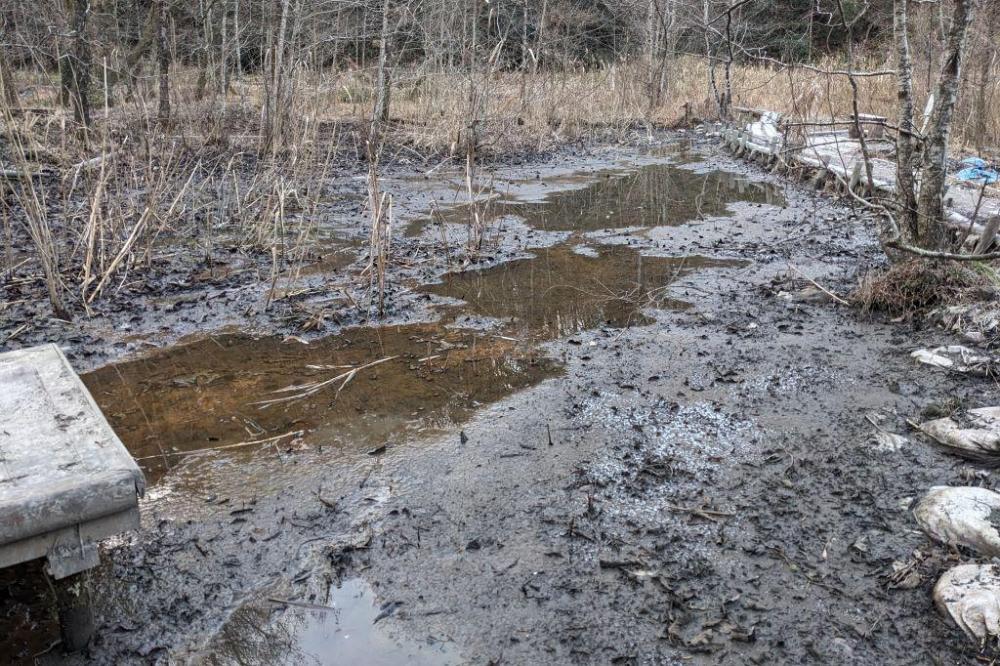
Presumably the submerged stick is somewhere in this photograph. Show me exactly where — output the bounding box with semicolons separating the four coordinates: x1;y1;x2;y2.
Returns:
135;429;304;461
252;355;398;406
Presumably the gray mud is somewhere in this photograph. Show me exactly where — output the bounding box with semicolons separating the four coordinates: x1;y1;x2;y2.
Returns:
1;133;991;664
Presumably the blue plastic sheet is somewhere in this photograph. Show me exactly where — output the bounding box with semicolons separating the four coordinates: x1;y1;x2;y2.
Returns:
956;157;999;184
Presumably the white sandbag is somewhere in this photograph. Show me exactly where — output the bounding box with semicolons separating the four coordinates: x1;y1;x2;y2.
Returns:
911;346;994;374
919;407;1000;455
934;563;1000;644
912;486;1000;556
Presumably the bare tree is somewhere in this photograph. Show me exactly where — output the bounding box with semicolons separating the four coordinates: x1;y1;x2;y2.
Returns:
893;0;920;242
372;0;392;127
894;0;981;250
0;32;17;109
156;0;171;125
60;0;92;130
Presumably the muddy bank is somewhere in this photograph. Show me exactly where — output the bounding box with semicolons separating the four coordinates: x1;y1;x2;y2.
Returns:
1;134;993;664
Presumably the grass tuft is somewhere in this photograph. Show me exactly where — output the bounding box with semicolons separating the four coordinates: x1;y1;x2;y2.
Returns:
852;259;998;317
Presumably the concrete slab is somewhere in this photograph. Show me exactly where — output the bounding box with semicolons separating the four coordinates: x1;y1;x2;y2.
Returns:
0;344;144;578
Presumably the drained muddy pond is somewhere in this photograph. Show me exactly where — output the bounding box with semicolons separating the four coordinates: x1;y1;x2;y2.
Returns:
83;159;768;486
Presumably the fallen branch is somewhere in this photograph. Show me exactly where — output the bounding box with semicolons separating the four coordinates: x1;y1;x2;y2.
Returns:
253;355;398;406
787;264;850;305
662;503;735;521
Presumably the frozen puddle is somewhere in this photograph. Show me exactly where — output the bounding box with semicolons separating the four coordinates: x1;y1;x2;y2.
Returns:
202;578;459;665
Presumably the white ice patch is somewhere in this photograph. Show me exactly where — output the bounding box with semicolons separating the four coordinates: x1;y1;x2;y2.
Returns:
911;346;995;374
739;364;848;397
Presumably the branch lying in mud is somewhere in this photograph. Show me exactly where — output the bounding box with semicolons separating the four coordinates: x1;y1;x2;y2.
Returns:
883;238;1000;262
787;264;850;305
662;503;735;522
266;597;338;612
878;207;1000;261
253;355;399;407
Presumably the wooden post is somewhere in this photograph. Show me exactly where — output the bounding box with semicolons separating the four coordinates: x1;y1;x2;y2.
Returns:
53;572;94;652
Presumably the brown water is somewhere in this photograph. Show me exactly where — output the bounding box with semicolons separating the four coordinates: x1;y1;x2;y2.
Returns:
83;324;557;483
0;158;781;663
426;242;746;340
83;160;770;486
408;162;785;236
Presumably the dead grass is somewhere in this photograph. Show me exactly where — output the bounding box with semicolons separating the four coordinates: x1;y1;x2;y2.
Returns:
2;51;999;317
5;52;998;163
852;259;998;317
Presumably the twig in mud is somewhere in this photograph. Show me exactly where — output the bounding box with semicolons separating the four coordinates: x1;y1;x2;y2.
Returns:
661;503;735;522
3;323;28;344
786;264;850;305
767;545;854;598
266;598;339;612
253;355;398;406
135;429;304;461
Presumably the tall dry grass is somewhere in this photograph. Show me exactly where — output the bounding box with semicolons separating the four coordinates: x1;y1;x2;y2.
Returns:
167;55;996;157
0;69;336;321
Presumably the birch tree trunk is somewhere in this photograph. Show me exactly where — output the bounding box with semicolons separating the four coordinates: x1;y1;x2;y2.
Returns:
893;0;919;240
915;0;979;250
373;0;392;128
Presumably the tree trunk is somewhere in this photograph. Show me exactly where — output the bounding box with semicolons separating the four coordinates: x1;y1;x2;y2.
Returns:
893;0;919;240
914;0;979;250
372;0;392;128
721;1;734;121
156;0;171;125
0;39;18;109
61;0;92;130
972;9;998;154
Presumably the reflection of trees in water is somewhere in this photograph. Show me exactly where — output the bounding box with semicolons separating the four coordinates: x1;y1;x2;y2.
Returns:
428;243;742;339
519;164;784;231
406;163;784;237
202;601;320;666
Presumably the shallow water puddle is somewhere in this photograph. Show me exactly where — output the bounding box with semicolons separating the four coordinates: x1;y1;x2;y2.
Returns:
425;242;746;340
84;164;761;485
83;324;558;483
202;578;458;665
409;162;785;236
